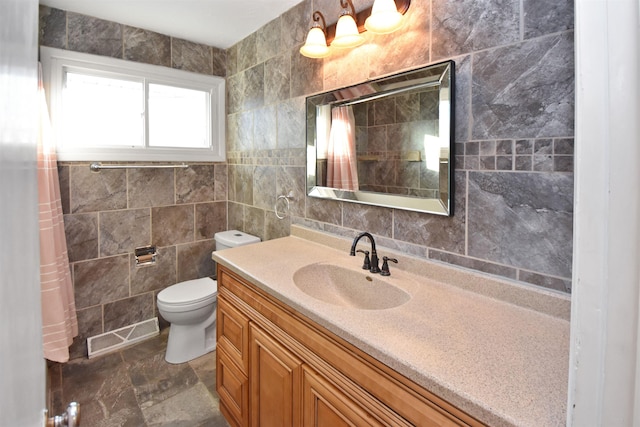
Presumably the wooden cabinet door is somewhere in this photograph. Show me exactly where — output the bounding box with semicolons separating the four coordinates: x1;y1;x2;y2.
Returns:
302;365;386;427
250;324;302;427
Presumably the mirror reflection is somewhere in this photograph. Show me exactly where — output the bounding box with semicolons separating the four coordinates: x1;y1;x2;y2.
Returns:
306;61;455;215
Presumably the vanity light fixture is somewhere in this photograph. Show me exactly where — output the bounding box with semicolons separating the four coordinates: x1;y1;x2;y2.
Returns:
332;0;365;48
299;0;411;59
365;0;405;34
299;11;330;58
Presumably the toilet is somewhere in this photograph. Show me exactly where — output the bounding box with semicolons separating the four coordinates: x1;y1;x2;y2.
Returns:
157;230;260;364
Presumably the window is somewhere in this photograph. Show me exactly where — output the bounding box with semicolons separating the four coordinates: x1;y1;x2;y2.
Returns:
40;47;225;162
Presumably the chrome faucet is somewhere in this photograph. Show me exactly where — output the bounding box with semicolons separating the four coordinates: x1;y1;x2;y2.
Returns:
349;232;380;273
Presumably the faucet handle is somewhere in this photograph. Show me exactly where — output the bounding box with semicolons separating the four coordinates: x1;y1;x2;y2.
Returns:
356;249;371;270
380;256;398;276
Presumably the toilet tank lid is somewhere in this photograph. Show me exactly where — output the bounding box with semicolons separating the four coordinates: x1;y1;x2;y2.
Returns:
157;277;217;305
214;230;261;247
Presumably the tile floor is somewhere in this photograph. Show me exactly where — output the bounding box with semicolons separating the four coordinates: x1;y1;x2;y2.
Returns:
48;329;230;427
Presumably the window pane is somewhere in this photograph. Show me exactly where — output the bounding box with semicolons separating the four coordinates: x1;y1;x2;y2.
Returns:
148;84;210;148
62;71;144;147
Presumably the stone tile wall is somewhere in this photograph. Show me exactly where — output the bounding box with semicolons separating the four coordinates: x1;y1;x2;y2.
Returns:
39;6;228;359
39;0;574;358
226;0;574;293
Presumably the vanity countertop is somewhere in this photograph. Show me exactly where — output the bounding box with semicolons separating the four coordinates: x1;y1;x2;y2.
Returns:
212;226;570;427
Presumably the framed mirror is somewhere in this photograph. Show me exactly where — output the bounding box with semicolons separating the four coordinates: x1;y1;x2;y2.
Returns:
306;61;454;215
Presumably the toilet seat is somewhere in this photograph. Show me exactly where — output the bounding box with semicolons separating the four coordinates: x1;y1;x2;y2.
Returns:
157;277;217;312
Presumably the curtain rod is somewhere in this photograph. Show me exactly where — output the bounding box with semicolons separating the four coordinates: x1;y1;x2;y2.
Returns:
90;162;189;172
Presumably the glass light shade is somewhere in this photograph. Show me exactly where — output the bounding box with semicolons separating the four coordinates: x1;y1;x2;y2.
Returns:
300;26;330;58
364;0;404;34
332;14;365;48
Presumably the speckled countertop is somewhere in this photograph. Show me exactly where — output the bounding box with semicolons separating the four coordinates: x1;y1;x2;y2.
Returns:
212;226;570;427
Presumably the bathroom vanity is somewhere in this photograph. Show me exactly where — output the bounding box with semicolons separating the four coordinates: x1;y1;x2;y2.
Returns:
213;226;570;427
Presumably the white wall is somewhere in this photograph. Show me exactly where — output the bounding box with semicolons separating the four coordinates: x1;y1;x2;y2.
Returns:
0;0;46;425
569;0;640;424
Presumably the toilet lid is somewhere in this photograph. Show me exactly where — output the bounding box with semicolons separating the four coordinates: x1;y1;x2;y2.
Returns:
157;277;217;305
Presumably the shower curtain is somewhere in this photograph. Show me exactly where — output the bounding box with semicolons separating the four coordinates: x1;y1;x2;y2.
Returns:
38;64;78;362
327;106;359;191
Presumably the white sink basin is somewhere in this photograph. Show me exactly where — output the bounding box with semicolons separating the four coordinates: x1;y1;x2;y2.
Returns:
292;263;411;310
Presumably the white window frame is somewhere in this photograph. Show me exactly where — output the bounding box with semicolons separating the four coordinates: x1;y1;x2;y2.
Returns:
40;46;226;162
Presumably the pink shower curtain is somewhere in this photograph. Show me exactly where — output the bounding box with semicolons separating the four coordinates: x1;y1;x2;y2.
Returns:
38;64;78;362
327;106;359;191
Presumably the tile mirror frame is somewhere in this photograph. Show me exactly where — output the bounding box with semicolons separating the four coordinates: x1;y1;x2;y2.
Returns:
305;60;455;216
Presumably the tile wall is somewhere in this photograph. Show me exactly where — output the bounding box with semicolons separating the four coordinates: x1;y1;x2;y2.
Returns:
40;6;228;359
40;0;574;358
226;0;575;292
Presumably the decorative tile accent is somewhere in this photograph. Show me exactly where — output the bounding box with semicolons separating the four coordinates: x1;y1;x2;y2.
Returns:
462;138;574;172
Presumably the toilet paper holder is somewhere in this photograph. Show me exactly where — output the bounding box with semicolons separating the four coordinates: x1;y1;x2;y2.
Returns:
135;245;157;266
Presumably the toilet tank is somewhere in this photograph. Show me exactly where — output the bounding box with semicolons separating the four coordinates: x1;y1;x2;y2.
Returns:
214;230;261;251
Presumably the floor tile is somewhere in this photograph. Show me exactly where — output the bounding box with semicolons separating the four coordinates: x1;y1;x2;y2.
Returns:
55;329;229;426
141;382;221;426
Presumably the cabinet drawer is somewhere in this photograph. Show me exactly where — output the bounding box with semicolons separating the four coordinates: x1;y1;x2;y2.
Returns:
217;347;249;427
218;295;250;373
